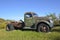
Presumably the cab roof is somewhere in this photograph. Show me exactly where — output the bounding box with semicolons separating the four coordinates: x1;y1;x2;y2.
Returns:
25;12;36;15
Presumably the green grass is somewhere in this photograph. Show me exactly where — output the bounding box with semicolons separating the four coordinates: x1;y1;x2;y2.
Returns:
0;26;60;40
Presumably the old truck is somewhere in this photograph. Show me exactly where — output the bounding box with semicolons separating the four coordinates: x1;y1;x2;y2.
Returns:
6;12;53;32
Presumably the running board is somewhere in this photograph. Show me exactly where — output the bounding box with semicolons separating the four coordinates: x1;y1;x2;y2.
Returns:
23;27;36;30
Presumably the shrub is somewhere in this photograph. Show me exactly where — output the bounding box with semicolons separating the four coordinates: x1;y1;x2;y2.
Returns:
0;22;7;29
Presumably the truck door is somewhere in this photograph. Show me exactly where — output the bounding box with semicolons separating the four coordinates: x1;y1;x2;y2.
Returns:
24;13;34;27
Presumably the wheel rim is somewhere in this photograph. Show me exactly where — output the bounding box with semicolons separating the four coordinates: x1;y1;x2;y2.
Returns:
39;24;49;32
41;26;47;32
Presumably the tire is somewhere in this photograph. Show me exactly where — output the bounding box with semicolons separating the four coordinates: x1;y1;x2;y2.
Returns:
6;24;15;31
37;23;50;32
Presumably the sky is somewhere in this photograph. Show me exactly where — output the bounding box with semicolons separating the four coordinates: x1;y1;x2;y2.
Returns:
0;0;60;21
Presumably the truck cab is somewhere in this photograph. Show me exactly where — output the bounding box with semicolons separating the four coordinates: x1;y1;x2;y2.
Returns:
23;12;53;32
24;12;37;27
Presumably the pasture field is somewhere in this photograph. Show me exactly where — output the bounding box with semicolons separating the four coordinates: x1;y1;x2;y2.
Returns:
0;26;60;40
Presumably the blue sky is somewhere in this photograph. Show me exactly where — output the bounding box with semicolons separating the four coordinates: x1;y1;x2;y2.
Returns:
0;0;60;20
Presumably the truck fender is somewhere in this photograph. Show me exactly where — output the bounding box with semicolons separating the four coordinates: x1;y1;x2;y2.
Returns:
36;21;51;29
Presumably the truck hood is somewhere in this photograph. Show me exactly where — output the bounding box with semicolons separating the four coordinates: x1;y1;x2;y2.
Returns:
36;17;50;20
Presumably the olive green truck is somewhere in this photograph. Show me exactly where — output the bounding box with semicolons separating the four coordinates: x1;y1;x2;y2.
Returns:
6;12;54;32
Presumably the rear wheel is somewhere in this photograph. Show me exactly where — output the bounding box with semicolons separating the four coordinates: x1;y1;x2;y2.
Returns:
6;24;15;31
37;23;50;32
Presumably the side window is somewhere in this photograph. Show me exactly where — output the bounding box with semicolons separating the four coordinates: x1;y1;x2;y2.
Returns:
25;14;32;18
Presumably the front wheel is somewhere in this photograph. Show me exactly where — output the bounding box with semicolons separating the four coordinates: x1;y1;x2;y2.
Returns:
37;23;50;32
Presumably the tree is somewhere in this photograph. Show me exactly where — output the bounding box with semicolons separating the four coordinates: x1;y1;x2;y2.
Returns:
46;13;57;20
46;13;60;25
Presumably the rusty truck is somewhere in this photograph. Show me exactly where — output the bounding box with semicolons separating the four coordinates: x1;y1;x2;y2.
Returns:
6;12;53;32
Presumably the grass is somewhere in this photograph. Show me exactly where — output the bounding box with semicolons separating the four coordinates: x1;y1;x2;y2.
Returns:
0;26;60;40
